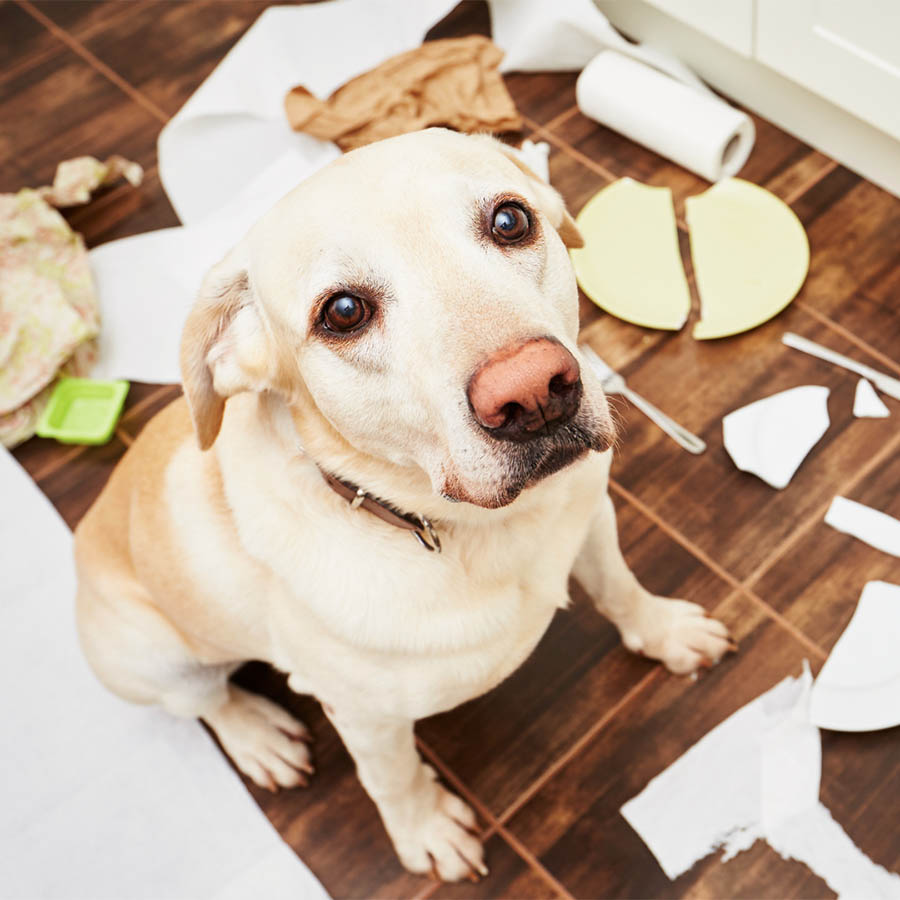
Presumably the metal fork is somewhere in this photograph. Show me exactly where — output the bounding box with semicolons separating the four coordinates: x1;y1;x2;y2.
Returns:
580;345;707;455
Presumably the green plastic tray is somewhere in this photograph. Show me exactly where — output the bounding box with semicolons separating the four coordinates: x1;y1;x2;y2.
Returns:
35;377;130;445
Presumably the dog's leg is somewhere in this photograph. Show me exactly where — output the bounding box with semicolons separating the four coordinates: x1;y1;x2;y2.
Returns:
572;493;734;674
327;708;486;881
77;580;312;791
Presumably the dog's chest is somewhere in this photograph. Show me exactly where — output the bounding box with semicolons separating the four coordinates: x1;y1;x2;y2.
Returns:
268;476;600;719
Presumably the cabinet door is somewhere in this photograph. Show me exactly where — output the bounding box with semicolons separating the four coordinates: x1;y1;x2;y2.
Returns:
642;0;754;56
756;0;900;140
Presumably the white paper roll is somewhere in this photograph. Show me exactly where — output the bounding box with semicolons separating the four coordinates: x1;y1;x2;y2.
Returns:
576;51;755;182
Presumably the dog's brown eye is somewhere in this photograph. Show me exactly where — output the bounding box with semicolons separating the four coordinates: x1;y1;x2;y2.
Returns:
322;293;369;333
492;203;530;244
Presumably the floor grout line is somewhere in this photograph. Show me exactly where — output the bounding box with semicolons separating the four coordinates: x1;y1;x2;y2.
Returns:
783;158;840;207
496;667;662;827
608;480;828;659
523;115;618;184
416;739;575;900
795;300;900;378
17;0;170;124
541;103;580;135
115;427;134;448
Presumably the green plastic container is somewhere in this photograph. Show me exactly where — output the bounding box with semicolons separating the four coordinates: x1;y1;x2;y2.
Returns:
35;377;130;445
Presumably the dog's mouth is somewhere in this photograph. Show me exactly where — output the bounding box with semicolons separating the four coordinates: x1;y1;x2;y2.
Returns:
442;409;614;509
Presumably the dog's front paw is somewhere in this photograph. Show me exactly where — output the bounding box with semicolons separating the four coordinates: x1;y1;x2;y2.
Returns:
389;772;487;882
620;595;736;675
203;686;313;791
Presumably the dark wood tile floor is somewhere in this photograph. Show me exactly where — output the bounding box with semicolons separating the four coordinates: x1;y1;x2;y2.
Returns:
5;1;899;897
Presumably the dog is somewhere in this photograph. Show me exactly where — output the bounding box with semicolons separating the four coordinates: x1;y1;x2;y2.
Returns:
74;129;733;882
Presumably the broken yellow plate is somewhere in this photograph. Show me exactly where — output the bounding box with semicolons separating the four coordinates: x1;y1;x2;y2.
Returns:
571;178;690;331
687;178;809;340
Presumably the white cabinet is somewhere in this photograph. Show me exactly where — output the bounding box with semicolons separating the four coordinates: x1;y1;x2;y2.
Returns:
642;0;754;56
756;0;900;140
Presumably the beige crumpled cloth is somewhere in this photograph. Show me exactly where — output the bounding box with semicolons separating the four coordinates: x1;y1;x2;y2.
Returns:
0;156;142;447
285;35;522;151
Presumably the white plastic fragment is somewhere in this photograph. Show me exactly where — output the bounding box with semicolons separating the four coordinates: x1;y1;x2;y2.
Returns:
810;581;900;732
853;378;890;418
825;496;900;558
621;664;900;897
722;386;830;489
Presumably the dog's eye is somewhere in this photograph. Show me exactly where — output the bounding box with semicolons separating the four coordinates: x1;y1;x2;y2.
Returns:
322;293;370;333
491;203;531;244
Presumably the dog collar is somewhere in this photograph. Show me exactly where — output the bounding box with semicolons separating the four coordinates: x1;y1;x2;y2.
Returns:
319;470;442;553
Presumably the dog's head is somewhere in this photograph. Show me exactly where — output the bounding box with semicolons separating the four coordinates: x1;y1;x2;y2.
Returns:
181;129;613;509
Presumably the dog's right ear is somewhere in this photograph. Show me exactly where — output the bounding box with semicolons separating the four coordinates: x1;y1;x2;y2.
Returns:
180;246;274;451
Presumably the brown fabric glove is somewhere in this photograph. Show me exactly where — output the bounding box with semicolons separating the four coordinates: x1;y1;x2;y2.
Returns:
285;35;522;151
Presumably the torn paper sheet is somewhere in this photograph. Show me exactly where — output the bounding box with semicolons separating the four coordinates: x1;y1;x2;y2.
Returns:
810;581;900;732
0;448;329;900
722;386;830;490
571;178;691;330
488;0;705;90
285;36;521;151
37;155;143;208
687;179;809;340
158;0;456;224
854;378;890;418
825;496;900;558
621;664;900;897
88;147;326;383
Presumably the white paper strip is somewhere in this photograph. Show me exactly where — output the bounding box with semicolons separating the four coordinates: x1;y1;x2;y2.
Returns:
810;581;900;732
0;448;329;900
825;496;900;558
621;664;900;896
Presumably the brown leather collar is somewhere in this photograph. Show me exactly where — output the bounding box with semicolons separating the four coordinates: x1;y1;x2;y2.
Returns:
320;471;442;553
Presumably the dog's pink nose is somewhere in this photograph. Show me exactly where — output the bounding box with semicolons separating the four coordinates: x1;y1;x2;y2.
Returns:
467;338;582;441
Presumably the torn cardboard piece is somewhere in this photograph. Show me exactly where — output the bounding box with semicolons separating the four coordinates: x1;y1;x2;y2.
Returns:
825;496;900;558
571;178;691;330
722;386;830;490
37;155;143;207
285;36;521;151
854;378;890;418
622;665;900;896
810;581;900;733
687;179;810;340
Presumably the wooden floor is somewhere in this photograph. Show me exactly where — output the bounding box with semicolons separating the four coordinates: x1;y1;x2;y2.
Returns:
5;1;900;897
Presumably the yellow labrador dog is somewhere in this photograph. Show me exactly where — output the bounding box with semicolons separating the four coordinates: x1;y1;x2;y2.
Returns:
75;129;732;882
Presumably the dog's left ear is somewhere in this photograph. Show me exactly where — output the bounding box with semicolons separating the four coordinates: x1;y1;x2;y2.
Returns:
180;245;276;450
496;143;584;249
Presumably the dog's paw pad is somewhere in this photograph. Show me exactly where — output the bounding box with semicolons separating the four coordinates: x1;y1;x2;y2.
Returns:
205;687;313;791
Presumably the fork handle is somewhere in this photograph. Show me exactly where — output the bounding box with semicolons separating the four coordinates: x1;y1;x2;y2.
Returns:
620;386;707;454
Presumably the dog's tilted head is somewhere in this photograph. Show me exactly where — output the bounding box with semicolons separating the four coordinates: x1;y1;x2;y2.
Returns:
181;129;614;509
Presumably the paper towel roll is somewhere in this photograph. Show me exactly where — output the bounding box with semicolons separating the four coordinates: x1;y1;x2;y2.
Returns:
576;51;755;181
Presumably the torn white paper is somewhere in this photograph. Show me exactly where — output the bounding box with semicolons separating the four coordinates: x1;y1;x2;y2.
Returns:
854;378;890;418
0;448;328;900
158;0;456;225
825;496;900;558
510;139;551;182
810;581;900;733
722;386;830;490
621;665;900;897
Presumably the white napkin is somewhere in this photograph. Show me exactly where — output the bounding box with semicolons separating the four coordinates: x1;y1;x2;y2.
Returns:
0;448;329;900
621;664;900;897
